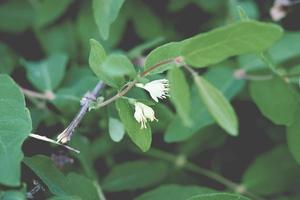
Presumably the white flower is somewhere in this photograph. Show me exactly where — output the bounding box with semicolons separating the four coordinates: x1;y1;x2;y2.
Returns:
270;5;287;21
134;102;157;129
135;79;169;102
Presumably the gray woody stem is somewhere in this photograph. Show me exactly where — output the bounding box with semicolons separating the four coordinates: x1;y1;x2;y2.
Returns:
57;81;105;143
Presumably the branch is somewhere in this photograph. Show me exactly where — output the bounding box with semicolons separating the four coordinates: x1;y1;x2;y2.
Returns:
57;58;175;143
56;81;105;143
29;133;80;153
22;88;55;100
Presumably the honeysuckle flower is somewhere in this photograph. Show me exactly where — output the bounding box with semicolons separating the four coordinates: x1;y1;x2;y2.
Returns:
270;0;291;21
270;5;287;21
135;79;169;102
134;102;157;129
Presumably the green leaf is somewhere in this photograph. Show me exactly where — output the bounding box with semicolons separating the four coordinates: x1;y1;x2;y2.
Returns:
77;3;128;58
129;0;165;40
193;0;226;13
24;155;99;200
108;118;125;142
52;67;98;116
168;67;191;126
0;43;16;74
128;37;165;59
115;99;152;152
242;145;300;195
135;184;215;200
0;0;34;33
250;76;299;126
32;0;72;28
89;40;135;88
165;66;244;142
228;0;259;20
0;75;32;186
0;191;26;200
23;53;68;92
88;39;107;78
194;75;238;136
101;54;137;87
102;161;168;191
92;0;125;40
36;21;77;57
48;196;81;200
187;193;250;200
239;32;300;71
69;135;96;179
144;41;184;75
287;110;300;165
182;21;283;68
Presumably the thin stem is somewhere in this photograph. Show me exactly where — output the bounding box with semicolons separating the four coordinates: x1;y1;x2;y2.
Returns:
95;80;138;108
22;88;55;100
56;81;105;143
142;148;266;200
96;58;175;109
28;133;80;153
140;59;174;77
245;74;274;81
183;64;198;76
93;181;106;200
259;52;279;75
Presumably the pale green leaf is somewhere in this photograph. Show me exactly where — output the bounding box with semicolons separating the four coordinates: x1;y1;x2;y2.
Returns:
168;67;191;126
165;66;244;142
194;75;238;136
89;40;135;88
102;161;168;191
0;75;32;186
250;76;299;126
144;41;185;75
239;32;300;71
23;53;68;92
88;39;107;79
115;99;152;152
242;145;300;195
92;0;125;40
182;21;283;68
108;118;125;142
24;155;99;200
135;184;215;200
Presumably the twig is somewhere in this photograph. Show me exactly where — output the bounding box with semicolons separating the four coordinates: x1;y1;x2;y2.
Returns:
22;88;55;100
57;58;175;143
93;181;107;200
56;81;105;143
29;134;80;153
96;58;176;108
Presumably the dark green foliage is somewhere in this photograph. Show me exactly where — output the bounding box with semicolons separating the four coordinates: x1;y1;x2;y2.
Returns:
1;1;300;199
